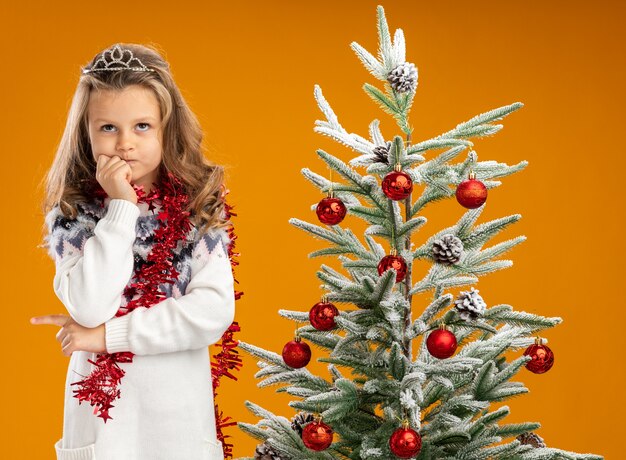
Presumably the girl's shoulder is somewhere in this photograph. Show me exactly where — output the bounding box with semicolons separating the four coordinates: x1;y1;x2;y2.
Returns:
43;200;103;261
45;200;104;230
188;224;231;259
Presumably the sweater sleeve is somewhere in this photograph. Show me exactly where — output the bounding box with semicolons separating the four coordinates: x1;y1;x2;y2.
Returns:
45;199;140;328
104;229;236;355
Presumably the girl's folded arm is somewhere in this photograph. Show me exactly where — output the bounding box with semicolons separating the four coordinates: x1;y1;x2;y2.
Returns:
104;232;236;356
47;199;140;328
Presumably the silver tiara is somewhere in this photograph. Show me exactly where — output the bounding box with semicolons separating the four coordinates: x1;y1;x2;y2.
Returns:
82;45;155;74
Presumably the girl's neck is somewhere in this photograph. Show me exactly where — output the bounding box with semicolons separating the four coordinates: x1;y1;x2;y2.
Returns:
133;181;158;195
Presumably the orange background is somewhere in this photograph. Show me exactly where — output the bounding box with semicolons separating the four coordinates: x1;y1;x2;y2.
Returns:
2;0;623;458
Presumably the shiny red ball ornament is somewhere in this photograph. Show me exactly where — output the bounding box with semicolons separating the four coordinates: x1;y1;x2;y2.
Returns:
426;325;458;359
302;419;334;451
524;337;555;374
377;250;408;283
456;172;488;209
316;192;347;225
382;165;413;200
282;337;311;368
309;299;339;331
389;421;422;458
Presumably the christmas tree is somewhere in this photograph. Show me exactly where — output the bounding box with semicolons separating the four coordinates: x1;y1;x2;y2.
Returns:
237;6;603;460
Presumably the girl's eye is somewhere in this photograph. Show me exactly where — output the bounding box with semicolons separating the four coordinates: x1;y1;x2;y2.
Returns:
100;123;151;132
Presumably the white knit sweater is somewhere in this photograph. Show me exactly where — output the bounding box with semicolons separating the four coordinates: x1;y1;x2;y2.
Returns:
44;197;235;460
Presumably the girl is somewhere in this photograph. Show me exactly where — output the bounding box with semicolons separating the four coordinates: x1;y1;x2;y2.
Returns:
31;43;235;460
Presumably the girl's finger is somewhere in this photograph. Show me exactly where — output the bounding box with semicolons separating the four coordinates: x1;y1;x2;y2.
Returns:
101;155;122;169
61;334;72;351
96;155;115;177
30;315;69;326
62;340;72;356
107;159;130;171
96;155;110;169
30;315;57;324
109;161;133;183
56;327;65;342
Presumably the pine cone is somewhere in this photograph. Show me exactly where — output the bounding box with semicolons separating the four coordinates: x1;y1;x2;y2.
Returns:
516;431;546;448
454;287;487;320
290;412;315;437
432;234;463;265
254;441;290;460
387;62;418;93
372;141;391;164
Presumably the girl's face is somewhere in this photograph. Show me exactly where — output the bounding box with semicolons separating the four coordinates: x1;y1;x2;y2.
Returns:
87;84;163;194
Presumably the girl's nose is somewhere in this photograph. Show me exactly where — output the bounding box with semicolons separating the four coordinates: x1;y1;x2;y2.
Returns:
116;133;135;152
116;144;134;153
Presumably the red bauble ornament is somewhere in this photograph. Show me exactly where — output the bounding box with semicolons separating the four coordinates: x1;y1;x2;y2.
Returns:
309;299;339;331
524;337;555;374
455;172;488;209
282;337;311;368
382;165;413;200
316;193;347;225
426;325;458;359
377;251;408;283
302;419;334;451
389;422;422;458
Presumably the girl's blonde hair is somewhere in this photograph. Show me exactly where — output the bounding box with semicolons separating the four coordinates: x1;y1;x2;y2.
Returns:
40;42;228;240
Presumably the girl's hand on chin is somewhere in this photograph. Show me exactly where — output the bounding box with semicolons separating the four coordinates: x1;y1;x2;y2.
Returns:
96;154;138;204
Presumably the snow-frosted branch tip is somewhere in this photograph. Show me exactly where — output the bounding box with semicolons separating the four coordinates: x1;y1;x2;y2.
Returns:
278;309;310;323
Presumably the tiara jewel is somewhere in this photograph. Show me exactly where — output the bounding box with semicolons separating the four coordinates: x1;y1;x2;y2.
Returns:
82;45;155;74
